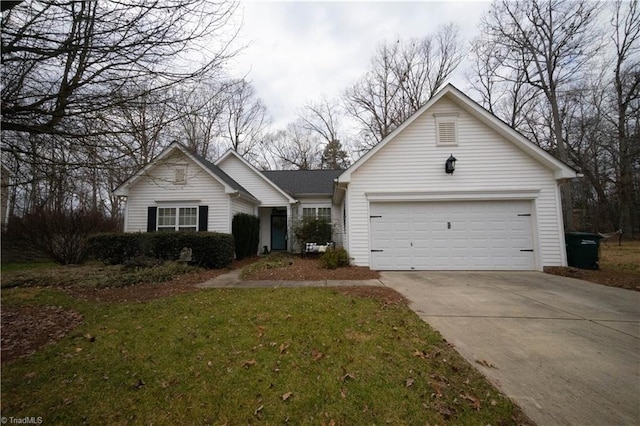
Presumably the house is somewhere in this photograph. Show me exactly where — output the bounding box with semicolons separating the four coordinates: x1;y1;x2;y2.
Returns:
114;84;577;271
113;144;342;252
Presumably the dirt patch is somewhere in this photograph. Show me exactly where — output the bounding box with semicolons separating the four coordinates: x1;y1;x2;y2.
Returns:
544;266;640;291
336;286;408;306
1;305;83;364
244;256;380;281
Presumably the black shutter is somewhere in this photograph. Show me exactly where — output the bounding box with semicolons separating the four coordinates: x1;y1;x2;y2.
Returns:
147;207;157;232
198;206;208;232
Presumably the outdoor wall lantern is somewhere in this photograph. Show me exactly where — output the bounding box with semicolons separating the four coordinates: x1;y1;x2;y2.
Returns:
445;154;457;174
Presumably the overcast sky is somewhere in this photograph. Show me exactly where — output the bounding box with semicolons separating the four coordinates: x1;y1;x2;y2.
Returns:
228;0;492;129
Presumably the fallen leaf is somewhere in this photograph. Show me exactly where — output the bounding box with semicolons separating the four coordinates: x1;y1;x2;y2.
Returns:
412;349;427;359
430;381;443;398
279;342;290;354
282;391;292;401
257;326;265;338
242;359;257;368
406;378;415;388
460;393;481;410
340;388;347;399
254;404;264;416
131;378;145;390
341;372;356;382
475;359;497;368
84;334;95;342
311;349;324;361
490;399;497;406
75;347;83;353
23;372;36;380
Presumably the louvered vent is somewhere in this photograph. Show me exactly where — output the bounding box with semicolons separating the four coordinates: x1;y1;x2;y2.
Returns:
437;121;457;146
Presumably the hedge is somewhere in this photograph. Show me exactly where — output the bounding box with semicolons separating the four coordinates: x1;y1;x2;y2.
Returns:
89;232;235;269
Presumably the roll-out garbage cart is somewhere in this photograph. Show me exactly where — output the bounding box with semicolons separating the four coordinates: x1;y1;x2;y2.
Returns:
565;232;603;270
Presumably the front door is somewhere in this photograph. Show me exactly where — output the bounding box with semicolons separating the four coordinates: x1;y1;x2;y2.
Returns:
271;215;287;250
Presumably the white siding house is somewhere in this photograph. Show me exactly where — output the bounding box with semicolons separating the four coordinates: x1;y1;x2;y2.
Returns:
114;84;575;269
336;84;577;270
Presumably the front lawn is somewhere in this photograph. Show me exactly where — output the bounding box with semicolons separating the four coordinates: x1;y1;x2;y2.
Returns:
1;282;531;424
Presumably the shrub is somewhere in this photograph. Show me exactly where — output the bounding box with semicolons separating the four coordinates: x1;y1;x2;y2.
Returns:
320;247;349;269
90;232;235;269
89;233;146;265
6;209;119;265
232;213;260;260
293;218;332;248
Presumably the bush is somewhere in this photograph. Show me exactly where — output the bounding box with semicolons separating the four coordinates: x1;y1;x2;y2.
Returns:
90;232;235;269
293;218;332;248
88;233;146;265
6;209;119;265
320;247;349;269
232;213;260;260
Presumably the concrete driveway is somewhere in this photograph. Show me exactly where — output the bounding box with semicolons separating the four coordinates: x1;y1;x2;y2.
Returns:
381;271;640;426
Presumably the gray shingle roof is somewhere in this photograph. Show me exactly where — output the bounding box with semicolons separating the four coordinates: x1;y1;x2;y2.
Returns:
263;169;343;196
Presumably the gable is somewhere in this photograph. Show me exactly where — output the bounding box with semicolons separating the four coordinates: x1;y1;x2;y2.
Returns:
216;153;295;206
338;84;577;183
354;95;556;188
114;142;257;202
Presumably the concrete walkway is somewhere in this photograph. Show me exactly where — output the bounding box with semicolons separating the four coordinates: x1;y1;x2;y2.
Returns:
195;268;384;288
381;271;640;426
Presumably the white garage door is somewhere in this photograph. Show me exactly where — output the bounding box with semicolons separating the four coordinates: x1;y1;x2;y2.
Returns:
370;200;535;270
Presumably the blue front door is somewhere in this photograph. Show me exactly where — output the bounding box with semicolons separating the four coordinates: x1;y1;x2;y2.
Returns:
271;215;287;250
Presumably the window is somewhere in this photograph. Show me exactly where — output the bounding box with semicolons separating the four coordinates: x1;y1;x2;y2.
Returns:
435;114;458;146
157;207;197;232
302;207;331;222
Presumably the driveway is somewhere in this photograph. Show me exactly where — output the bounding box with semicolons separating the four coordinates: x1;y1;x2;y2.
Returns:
381;271;640;426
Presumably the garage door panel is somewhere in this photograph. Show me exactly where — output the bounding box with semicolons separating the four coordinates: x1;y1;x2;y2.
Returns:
370;200;535;270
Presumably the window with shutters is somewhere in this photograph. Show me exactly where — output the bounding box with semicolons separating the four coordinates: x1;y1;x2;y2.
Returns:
157;207;197;231
434;114;458;146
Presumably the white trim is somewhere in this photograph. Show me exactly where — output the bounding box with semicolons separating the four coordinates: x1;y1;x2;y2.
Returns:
365;189;541;202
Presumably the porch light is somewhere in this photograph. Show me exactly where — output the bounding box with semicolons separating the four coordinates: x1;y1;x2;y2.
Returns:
445;154;457;174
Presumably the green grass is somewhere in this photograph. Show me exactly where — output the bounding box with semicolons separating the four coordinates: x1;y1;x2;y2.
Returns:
1;261;57;273
1;287;529;425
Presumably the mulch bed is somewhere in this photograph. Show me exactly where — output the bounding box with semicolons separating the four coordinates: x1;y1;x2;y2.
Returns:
244;257;381;281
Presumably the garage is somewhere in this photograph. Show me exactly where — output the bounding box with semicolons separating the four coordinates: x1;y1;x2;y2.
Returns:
369;200;535;270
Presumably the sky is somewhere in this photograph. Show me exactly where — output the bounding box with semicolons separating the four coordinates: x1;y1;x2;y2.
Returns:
228;1;492;129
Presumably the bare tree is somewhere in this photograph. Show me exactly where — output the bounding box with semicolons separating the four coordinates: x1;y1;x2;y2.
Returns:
222;78;270;158
344;24;463;148
264;122;322;170
478;0;603;230
1;0;240;138
610;0;640;238
171;79;229;160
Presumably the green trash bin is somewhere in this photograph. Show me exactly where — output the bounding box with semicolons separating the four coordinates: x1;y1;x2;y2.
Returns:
565;232;603;270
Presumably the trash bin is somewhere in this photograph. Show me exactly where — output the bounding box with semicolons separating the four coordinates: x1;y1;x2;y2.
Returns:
565;232;603;270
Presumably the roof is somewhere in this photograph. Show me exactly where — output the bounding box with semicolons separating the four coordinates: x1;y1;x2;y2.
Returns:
263;169;344;196
338;83;578;183
113;142;257;201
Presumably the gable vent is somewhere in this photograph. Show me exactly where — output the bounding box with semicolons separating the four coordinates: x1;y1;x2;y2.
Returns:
437;121;457;146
